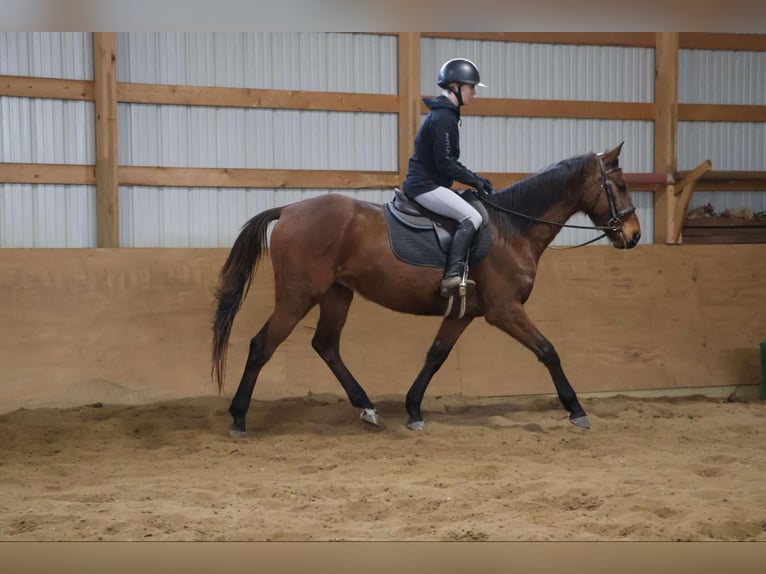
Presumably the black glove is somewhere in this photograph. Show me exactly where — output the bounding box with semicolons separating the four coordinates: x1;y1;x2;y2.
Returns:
474;176;494;196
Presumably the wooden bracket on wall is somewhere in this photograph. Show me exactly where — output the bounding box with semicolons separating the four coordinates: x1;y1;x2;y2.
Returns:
668;159;713;244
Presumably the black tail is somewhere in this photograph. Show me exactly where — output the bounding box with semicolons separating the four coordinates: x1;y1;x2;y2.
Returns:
211;207;283;392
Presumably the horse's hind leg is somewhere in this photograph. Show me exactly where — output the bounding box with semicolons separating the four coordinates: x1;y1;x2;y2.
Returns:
311;284;379;425
486;302;589;428
405;316;474;430
228;300;314;437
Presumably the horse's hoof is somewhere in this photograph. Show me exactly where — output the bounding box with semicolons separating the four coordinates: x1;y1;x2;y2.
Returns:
570;415;591;429
229;426;247;438
407;420;426;431
360;408;381;426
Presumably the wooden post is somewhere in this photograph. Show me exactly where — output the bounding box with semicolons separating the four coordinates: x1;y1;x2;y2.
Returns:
398;33;421;188
93;32;119;248
654;33;679;244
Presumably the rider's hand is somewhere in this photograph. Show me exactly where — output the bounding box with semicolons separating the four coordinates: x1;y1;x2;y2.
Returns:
475;176;494;196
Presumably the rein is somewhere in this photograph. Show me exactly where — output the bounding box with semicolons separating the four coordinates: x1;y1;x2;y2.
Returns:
477;154;636;249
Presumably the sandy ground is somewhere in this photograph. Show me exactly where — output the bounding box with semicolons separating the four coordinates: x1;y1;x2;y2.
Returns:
1;392;765;541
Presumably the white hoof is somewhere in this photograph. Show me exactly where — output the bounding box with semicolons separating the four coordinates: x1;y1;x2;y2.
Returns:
407;420;426;431
360;408;381;426
570;415;591;429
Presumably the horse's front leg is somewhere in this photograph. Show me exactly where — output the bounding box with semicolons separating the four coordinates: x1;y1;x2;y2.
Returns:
405;316;474;430
485;301;590;429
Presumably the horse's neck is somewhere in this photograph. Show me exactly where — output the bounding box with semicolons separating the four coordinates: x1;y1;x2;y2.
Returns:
524;191;582;254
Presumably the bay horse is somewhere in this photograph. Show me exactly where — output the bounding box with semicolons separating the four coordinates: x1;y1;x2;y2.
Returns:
212;143;641;437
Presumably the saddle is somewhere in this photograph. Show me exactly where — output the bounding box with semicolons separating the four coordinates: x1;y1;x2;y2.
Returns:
383;188;492;269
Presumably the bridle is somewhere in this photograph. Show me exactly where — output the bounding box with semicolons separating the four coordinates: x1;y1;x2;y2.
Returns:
477;153;636;248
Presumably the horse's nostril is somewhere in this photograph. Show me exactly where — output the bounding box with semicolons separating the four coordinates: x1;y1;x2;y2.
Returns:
633;231;641;244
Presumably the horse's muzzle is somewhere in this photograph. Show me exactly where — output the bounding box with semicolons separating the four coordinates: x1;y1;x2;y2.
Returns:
611;214;641;249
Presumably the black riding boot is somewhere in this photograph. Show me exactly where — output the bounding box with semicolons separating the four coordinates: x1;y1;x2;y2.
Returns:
440;219;477;296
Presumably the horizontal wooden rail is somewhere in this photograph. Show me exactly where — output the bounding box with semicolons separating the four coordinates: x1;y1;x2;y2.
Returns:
459;99;654;121
0;75;94;101
117;83;399;113
0;162;669;191
421;33;656;47
679;104;766;123
0;163;96;185
118;167;400;189
423;32;766;51
5;77;765;125
679;33;766;51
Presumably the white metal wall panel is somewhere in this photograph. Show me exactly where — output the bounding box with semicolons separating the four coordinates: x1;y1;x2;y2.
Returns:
421;38;654;102
0;32;95;247
115;32;397;246
120;187;391;247
116;33;397;93
679;122;766;171
0;95;96;247
0;184;95;247
0;32;93;80
118;104;397;170
679;49;766;105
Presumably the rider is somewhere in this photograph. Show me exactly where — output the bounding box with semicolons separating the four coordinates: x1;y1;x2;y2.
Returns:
403;57;494;296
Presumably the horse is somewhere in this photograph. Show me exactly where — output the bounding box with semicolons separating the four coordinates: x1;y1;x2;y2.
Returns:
212;143;641;437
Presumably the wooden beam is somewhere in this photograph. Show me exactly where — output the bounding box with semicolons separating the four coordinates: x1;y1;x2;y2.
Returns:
0;163;96;185
460;99;654;120
118;167;400;189
117;82;398;113
679;104;766;123
0;75;94;101
0;163;667;192
679;33;766;51
398;33;421;188
93;33;119;248
671;160;712;243
654;33;679;244
421;33;655;48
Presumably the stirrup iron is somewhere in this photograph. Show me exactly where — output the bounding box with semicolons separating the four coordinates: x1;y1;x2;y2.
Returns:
443;262;474;319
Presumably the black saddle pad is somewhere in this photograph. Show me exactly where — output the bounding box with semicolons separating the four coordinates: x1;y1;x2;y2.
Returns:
383;203;492;269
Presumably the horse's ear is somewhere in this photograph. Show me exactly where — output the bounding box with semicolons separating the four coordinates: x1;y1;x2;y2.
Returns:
602;141;624;165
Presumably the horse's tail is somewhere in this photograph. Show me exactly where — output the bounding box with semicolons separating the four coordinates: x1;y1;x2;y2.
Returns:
211;206;283;392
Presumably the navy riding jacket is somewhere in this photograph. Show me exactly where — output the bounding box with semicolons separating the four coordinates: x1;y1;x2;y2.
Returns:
403;95;482;198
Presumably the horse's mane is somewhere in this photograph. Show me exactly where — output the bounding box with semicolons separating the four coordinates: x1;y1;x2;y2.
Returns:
489;154;594;241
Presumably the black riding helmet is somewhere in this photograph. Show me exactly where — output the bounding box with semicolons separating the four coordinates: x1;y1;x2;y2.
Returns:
436;58;487;106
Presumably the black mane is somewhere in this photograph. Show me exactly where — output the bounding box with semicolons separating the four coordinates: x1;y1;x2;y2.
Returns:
488;154;594;241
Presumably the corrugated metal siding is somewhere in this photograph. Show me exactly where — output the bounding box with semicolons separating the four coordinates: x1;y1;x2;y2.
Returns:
115;32;397;247
679;49;766;105
679;49;766;214
0;33;95;247
0;32;93;80
120;187;391;247
119;104;397;170
0;96;96;247
117;32;397;93
1;184;95;247
421;38;654;102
